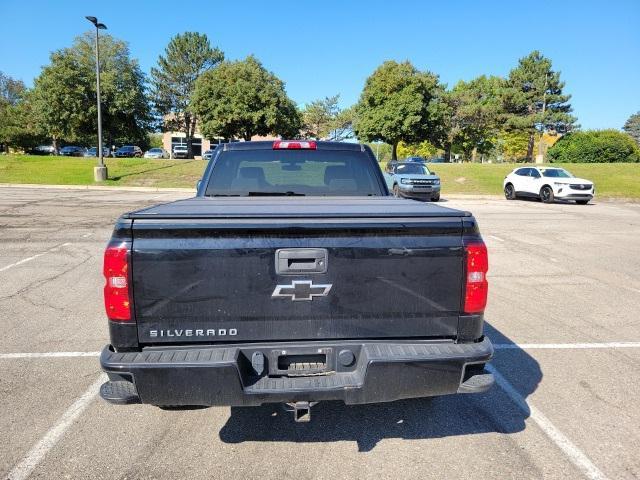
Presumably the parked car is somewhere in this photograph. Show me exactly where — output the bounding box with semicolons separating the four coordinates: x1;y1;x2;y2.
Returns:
99;140;493;421
59;146;87;157
30;145;56;155
385;161;441;201
503;166;594;205
172;145;189;159
144;148;169;159
85;147;110;158
114;145;143;158
202;149;215;161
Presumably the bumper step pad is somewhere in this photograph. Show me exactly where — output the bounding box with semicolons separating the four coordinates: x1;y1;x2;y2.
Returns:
100;380;141;405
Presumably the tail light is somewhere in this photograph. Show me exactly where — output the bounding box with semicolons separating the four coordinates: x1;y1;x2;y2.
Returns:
463;240;488;314
273;140;317;150
103;243;131;321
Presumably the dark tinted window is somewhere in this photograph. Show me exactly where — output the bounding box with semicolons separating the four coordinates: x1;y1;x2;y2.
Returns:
395;164;430;175
515;168;529;176
205;149;384;197
541;168;572;178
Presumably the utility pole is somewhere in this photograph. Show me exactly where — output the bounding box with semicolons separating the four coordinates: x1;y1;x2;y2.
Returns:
85;16;108;181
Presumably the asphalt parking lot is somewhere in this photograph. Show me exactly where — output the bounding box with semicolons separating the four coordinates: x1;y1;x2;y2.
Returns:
1;186;639;480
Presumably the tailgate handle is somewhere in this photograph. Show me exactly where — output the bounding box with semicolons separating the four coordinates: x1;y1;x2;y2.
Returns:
276;248;328;274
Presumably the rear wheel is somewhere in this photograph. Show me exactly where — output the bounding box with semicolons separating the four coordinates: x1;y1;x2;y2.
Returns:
540;186;555;204
504;183;516;200
576;199;590;205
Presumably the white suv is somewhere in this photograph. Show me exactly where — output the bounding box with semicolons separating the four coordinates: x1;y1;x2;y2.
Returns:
503;166;594;204
172;145;189;159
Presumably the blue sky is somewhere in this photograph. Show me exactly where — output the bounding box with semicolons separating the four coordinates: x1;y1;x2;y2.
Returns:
1;0;638;130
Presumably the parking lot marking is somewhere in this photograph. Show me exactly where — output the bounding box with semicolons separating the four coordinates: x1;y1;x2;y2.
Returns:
7;374;106;480
488;235;505;242
0;242;71;273
494;342;640;350
0;351;101;359
487;365;608;480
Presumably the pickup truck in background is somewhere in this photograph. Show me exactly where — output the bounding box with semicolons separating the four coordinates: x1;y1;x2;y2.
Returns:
100;140;493;422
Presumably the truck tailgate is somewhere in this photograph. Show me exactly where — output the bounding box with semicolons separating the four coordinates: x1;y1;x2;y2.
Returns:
129;198;467;344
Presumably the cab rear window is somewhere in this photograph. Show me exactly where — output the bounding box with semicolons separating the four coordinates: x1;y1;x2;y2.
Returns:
205;149;384;197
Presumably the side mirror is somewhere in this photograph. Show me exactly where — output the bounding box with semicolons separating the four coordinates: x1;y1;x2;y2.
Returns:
196;180;202;191
430;171;436;175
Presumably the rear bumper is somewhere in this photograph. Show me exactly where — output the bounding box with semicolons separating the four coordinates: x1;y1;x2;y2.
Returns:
100;337;494;406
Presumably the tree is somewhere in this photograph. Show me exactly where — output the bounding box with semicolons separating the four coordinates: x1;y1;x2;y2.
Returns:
353;61;443;160
192;55;301;141
29;32;150;150
433;75;504;162
0;71;25;107
548;130;640;163
623;112;640;146
0;72;28;151
397;140;440;159
301;95;340;139
332;106;355;141
151;32;223;157
502;51;576;161
0;91;46;151
301;95;355;141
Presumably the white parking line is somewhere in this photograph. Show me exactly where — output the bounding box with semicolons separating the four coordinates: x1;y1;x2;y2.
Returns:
494;342;640;350
0;242;71;273
0;351;101;359
487;365;608;480
488;235;505;242
7;374;106;480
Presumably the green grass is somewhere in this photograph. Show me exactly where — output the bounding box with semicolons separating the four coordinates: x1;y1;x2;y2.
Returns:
1;154;639;198
0;155;206;188
380;162;640;198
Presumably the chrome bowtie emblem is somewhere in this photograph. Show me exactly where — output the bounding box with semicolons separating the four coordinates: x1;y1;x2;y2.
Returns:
272;280;332;301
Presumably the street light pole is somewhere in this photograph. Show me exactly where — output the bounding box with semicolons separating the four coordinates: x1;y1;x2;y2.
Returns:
85;16;108;181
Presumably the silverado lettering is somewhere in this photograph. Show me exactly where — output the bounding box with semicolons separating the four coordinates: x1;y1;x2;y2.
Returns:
149;329;238;337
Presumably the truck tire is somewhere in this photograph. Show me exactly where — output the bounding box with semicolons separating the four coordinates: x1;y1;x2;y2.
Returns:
431;194;440;202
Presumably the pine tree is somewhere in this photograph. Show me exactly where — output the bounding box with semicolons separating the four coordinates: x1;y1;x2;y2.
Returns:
151;32;223;158
503;51;576;161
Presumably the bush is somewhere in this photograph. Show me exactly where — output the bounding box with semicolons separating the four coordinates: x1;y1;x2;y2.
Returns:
548;129;640;163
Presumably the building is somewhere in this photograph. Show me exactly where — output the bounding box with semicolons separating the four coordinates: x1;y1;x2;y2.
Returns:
162;130;280;158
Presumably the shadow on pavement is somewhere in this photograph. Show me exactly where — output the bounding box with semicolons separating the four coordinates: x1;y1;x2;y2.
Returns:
218;322;541;452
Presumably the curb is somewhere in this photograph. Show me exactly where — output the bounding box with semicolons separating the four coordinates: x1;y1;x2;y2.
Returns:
0;183;195;193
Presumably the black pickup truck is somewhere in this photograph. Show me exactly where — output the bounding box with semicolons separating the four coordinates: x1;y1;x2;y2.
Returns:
100;140;493;421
